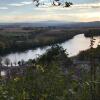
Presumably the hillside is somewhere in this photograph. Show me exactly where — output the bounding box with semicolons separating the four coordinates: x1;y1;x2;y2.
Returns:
0;21;100;28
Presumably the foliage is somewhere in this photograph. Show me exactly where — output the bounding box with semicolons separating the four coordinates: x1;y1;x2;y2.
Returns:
0;28;78;55
78;45;100;61
84;29;100;37
0;45;100;100
37;45;72;67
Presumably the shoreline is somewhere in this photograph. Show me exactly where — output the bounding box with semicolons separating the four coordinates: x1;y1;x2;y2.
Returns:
0;28;100;56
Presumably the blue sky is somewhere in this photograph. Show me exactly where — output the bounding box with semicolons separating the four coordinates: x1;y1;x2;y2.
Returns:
0;0;100;23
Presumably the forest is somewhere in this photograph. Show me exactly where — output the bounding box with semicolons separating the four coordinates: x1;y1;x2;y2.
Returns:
0;44;100;100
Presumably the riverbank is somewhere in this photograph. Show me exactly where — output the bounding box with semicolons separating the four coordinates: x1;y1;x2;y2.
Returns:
1;44;100;78
0;28;100;56
0;45;90;76
0;28;79;55
84;28;100;37
1;27;100;55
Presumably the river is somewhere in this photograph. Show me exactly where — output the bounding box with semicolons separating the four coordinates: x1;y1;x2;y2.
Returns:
1;34;100;64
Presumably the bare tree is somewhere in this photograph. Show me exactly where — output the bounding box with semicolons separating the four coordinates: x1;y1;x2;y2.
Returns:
21;59;25;66
14;61;17;66
64;1;73;7
4;58;10;67
18;61;21;66
32;0;73;7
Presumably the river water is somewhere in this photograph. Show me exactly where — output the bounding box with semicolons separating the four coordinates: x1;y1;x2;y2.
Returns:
1;34;100;64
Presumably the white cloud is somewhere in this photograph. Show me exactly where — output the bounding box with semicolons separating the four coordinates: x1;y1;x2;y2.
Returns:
0;1;100;22
0;10;100;23
9;1;33;7
0;7;8;10
72;3;100;9
21;1;33;5
8;1;100;9
9;3;25;7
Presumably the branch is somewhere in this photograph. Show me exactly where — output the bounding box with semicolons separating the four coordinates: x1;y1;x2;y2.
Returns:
32;0;73;7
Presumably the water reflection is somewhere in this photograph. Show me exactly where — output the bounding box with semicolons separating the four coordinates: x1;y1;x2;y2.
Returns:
2;34;100;64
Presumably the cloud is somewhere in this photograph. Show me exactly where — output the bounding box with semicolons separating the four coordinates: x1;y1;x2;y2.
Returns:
0;10;100;23
21;1;33;5
72;3;100;9
9;1;33;7
0;1;100;22
7;1;100;9
0;7;8;10
9;3;25;7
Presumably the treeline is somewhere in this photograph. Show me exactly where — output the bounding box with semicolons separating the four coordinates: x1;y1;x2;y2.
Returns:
0;28;100;55
78;45;100;61
0;29;78;55
84;29;100;37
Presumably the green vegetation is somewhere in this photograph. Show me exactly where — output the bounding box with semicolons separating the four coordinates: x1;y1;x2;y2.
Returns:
0;45;100;100
78;45;100;61
84;29;100;37
0;28;81;55
0;27;100;55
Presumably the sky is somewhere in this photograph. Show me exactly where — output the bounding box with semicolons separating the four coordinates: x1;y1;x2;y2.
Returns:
0;0;100;23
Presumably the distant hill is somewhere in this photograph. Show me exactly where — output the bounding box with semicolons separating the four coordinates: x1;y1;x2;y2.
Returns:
0;21;100;28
